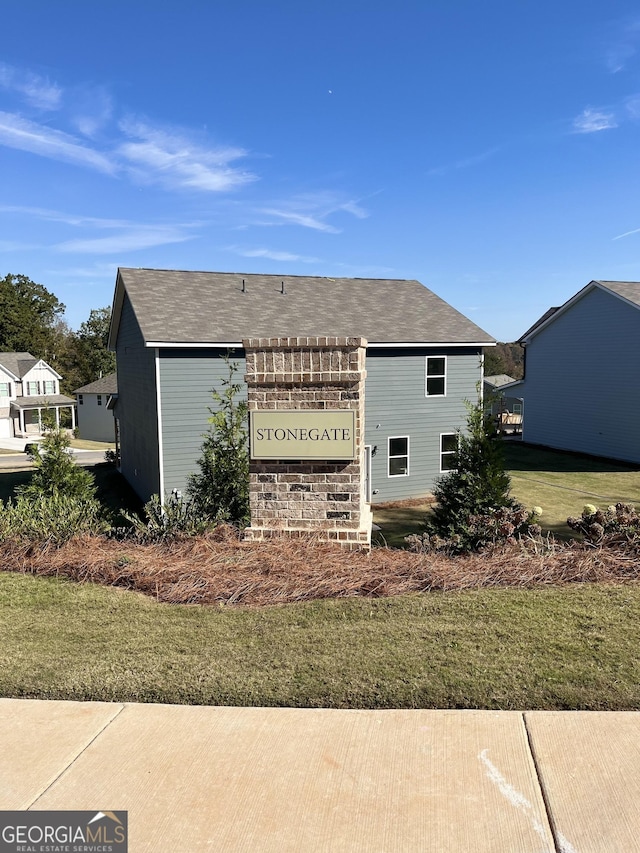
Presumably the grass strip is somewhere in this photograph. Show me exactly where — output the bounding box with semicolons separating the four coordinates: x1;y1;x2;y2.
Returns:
1;572;639;709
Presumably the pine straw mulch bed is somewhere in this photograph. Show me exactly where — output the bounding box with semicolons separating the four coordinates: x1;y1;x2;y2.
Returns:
2;525;640;607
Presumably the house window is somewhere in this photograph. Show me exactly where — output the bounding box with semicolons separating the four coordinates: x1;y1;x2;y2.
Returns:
27;381;39;395
513;402;522;415
388;436;409;477
43;381;55;394
97;395;103;406
0;382;9;396
78;395;84;405
426;357;446;397
440;433;458;472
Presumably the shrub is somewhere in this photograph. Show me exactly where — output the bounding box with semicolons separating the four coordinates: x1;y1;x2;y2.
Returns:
567;503;640;545
19;427;97;502
121;493;211;542
423;397;517;551
187;356;249;526
0;493;109;544
408;504;543;554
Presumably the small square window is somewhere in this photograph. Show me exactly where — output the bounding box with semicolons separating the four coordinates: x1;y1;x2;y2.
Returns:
388;436;409;477
0;382;9;396
513;402;522;415
27;381;39;396
440;433;458;472
43;380;55;394
426;357;446;397
97;394;103;406
78;395;84;405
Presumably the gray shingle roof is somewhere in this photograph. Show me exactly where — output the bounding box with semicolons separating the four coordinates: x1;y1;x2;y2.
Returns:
113;268;495;346
484;374;516;388
0;352;38;378
595;280;640;307
74;373;118;395
11;394;75;410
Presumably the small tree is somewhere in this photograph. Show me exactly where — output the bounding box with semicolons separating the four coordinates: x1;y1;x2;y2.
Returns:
18;427;97;502
187;357;249;526
425;396;514;545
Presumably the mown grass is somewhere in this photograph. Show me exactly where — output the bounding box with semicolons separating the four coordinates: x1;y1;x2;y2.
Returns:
1;571;639;709
373;442;640;545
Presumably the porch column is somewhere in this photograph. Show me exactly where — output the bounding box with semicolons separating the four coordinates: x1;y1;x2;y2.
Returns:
70;405;76;430
37;408;42;433
19;409;24;436
55;408;60;427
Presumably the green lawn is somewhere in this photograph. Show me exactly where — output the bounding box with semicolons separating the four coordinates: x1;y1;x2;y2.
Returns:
1;571;639;709
373;442;640;544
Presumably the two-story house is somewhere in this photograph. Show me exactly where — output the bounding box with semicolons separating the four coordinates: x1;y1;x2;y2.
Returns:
108;268;495;505
0;352;76;439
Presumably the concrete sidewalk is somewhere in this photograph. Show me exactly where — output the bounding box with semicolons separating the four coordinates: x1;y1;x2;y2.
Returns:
1;700;639;852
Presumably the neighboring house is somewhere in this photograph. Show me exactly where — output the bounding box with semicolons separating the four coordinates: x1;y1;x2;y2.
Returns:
75;373;118;443
0;352;76;439
483;374;523;433
108;268;495;504
509;280;640;463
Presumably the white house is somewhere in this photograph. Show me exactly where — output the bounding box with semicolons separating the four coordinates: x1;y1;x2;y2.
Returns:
0;352;76;439
75;373;117;443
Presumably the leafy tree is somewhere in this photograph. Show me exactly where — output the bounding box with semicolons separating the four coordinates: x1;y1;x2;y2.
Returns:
18;427;97;502
425;396;515;546
187;358;249;526
483;342;524;379
0;273;66;357
55;307;116;394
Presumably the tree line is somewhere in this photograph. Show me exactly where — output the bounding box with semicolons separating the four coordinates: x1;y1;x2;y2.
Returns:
0;273;115;395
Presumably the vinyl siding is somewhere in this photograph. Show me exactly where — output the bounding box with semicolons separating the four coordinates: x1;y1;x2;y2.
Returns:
76;394;115;442
158;349;246;497
520;286;640;463
364;348;482;501
115;295;160;501
154;347;482;503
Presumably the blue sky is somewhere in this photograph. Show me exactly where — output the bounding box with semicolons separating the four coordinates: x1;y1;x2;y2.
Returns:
2;1;640;341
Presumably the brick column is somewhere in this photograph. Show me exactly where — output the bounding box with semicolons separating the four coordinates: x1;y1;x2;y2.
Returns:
244;336;372;550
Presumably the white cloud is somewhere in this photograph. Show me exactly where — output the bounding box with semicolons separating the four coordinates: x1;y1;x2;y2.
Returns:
0;62;62;110
56;226;196;254
118;118;256;192
0;112;115;172
604;17;640;72
258;191;369;233
260;208;341;233
231;246;320;263
613;226;640;240
572;107;618;133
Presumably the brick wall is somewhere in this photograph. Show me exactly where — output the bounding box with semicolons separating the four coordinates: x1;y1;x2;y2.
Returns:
243;337;372;549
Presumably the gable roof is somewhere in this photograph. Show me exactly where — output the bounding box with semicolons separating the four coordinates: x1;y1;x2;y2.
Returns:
0;352;62;380
0;352;38;379
109;268;495;349
519;280;640;343
74;373;118;395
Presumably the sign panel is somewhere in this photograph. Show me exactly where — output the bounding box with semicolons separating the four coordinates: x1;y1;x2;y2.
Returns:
250;410;355;460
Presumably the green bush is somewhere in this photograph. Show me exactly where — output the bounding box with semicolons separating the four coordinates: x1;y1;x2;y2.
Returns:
187;357;249;526
0;493;109;544
121;493;210;542
423;397;517;551
19;427;97;502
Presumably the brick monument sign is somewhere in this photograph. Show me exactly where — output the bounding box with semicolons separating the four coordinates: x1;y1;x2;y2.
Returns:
243;336;372;549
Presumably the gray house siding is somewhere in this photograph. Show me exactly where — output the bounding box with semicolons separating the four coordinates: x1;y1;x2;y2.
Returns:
153;347;483;505
158;349;246;498
520;286;640;463
115;295;161;501
365;348;482;501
